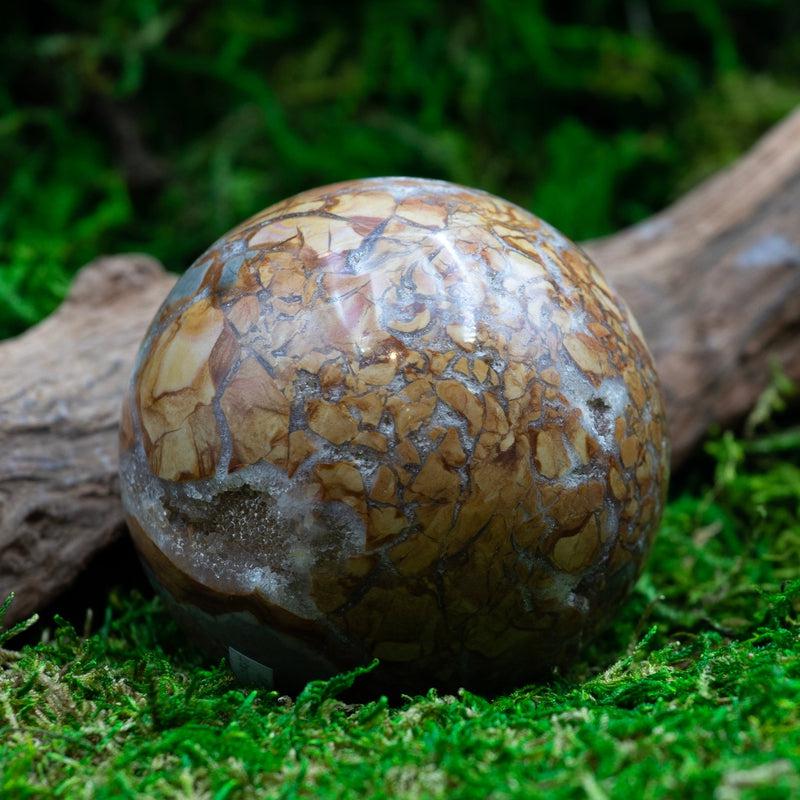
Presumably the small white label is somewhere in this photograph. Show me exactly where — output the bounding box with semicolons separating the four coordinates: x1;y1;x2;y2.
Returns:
228;647;275;688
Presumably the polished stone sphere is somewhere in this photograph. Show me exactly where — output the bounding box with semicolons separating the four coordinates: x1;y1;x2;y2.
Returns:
120;177;669;691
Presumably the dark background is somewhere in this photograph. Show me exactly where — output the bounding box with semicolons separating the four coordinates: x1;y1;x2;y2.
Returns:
2;0;798;338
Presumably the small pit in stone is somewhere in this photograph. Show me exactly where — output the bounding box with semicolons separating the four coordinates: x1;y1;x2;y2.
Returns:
587;396;612;435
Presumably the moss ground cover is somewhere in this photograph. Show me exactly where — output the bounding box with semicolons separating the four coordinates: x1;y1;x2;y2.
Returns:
1;393;798;799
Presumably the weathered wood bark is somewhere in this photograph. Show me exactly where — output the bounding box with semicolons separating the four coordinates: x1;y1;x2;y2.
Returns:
587;107;800;465
0;256;175;624
2;109;799;625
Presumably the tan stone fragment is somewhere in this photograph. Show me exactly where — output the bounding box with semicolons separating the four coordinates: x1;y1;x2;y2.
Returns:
411;264;440;295
287;430;316;476
464;615;531;660
449;498;501;562
472;358;489;383
542;480;605;530
344;554;375;578
573;427;592;464
221;358;291;469
385;378;436;436
267;317;301;353
507;329;532;357
390;534;441;576
308;568;349;614
307;399;358;444
359;361;397;386
511;514;548;551
396;440;421;466
353;430;389;452
446;323;476;351
483;393;509;435
139;298;223;405
345;392;384;427
565;412;595;466
499;430;515;452
403;351;427;373
397;197;448;227
473;430;502;462
615;416;626;445
552;518;600;572
368;506;408;545
564;333;608;375
389;307;431;333
588;321;609;339
249;219;300;248
609;540;634;572
625;366;646;410
228;294;260;334
137;298;228;478
332;190;396;219
436;380;484;435
427;426;446;441
623;497;640;522
430;351;455;374
314;462;365;515
534;428;571;479
370;465;398;503
321;271;371;300
395;465;413;485
269;269;305;299
150;403;220;481
621;435;639;468
438;428;466;467
302;217;364;254
454;356;470;376
609;466;627;500
540;367;561;386
417;501;456;542
271;297;302;316
409;452;460;501
636;449;654;484
297;351;333;376
503;362;529;400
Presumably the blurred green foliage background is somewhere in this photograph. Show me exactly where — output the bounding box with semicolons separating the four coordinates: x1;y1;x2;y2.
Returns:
1;0;798;338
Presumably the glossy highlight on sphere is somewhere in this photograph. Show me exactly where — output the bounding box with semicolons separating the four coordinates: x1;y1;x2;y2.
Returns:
120;177;669;691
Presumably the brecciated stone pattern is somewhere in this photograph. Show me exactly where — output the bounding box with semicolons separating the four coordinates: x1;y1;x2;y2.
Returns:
120;177;669;691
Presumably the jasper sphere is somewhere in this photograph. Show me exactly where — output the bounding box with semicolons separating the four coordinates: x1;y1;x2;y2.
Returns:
120;177;669;691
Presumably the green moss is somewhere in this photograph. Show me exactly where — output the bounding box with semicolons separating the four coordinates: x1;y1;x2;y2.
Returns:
2;1;800;337
1;384;798;798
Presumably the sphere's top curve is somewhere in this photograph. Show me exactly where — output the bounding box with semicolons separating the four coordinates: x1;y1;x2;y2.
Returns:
127;177;658;486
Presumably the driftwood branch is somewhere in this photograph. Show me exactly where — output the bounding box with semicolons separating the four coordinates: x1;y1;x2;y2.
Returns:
0;256;174;624
2;109;799;624
586;108;800;464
